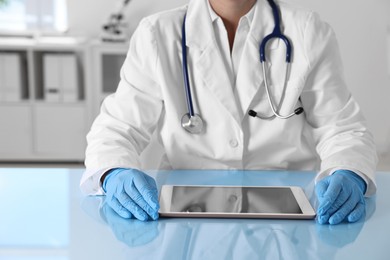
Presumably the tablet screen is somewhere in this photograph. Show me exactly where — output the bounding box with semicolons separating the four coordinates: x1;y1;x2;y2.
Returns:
169;186;302;214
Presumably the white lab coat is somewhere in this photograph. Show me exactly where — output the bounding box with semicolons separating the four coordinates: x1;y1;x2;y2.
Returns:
81;0;377;195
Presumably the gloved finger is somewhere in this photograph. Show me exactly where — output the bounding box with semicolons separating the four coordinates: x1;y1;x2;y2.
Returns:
317;212;331;225
133;173;159;211
125;182;159;220
321;186;351;217
328;193;360;225
107;196;133;219
315;178;329;198
144;174;159;197
317;177;342;215
347;201;365;223
116;191;149;221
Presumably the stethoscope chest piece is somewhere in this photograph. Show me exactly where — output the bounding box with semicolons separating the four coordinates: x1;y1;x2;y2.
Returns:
181;113;204;134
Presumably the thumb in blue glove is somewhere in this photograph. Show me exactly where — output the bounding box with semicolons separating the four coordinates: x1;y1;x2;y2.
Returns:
315;170;366;225
102;168;160;221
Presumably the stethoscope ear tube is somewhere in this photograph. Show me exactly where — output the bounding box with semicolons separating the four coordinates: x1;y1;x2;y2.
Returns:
249;62;304;120
294;107;304;115
251;0;303;120
248;106;304;119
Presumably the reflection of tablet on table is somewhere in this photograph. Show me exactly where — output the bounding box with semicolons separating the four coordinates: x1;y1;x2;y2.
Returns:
159;185;316;219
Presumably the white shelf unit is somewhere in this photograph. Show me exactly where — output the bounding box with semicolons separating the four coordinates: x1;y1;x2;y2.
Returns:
88;41;128;120
0;38;89;162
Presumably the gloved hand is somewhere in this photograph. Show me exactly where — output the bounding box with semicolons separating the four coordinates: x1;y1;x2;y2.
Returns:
103;168;160;221
315;170;366;225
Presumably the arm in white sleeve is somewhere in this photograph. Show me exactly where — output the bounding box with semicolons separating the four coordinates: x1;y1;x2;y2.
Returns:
300;13;378;196
81;18;163;195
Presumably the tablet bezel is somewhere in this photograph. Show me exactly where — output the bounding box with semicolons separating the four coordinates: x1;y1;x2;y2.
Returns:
159;185;316;219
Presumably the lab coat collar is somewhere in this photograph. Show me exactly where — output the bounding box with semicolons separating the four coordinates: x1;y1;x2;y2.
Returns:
207;0;255;26
185;0;279;124
249;0;279;46
185;0;277;51
185;0;242;125
207;0;219;23
185;0;215;50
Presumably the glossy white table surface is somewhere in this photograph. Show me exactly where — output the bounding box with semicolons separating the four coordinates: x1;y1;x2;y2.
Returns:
0;168;389;260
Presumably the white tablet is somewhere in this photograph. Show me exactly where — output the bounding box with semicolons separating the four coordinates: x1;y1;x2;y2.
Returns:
159;185;316;219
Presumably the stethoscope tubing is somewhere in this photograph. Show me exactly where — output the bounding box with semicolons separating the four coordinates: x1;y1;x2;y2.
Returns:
261;62;297;119
181;0;303;133
181;15;195;118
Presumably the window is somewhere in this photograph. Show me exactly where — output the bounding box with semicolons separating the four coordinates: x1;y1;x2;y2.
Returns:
0;0;68;33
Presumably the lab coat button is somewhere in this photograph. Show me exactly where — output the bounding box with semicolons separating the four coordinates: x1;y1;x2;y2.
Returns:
229;139;238;148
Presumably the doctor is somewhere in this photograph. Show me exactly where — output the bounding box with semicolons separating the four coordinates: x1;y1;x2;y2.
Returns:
81;0;377;225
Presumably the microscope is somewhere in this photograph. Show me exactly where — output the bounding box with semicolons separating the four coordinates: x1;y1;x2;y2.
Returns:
101;0;132;42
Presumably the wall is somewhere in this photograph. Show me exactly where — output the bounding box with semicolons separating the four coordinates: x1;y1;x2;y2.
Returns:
66;0;189;37
66;0;390;154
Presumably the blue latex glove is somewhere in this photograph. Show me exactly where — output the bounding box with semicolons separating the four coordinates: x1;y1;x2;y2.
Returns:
103;168;160;221
316;170;367;225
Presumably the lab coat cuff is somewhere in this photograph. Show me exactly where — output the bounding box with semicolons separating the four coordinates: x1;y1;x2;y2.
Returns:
80;168;107;195
99;165;144;193
80;164;143;195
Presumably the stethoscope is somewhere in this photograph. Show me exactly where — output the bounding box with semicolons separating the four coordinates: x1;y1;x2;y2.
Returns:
181;0;304;134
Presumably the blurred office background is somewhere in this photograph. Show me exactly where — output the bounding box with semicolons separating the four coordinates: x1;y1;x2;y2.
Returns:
0;0;389;169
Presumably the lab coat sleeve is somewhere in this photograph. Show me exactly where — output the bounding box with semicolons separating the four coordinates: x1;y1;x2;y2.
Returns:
81;18;163;195
300;13;378;196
